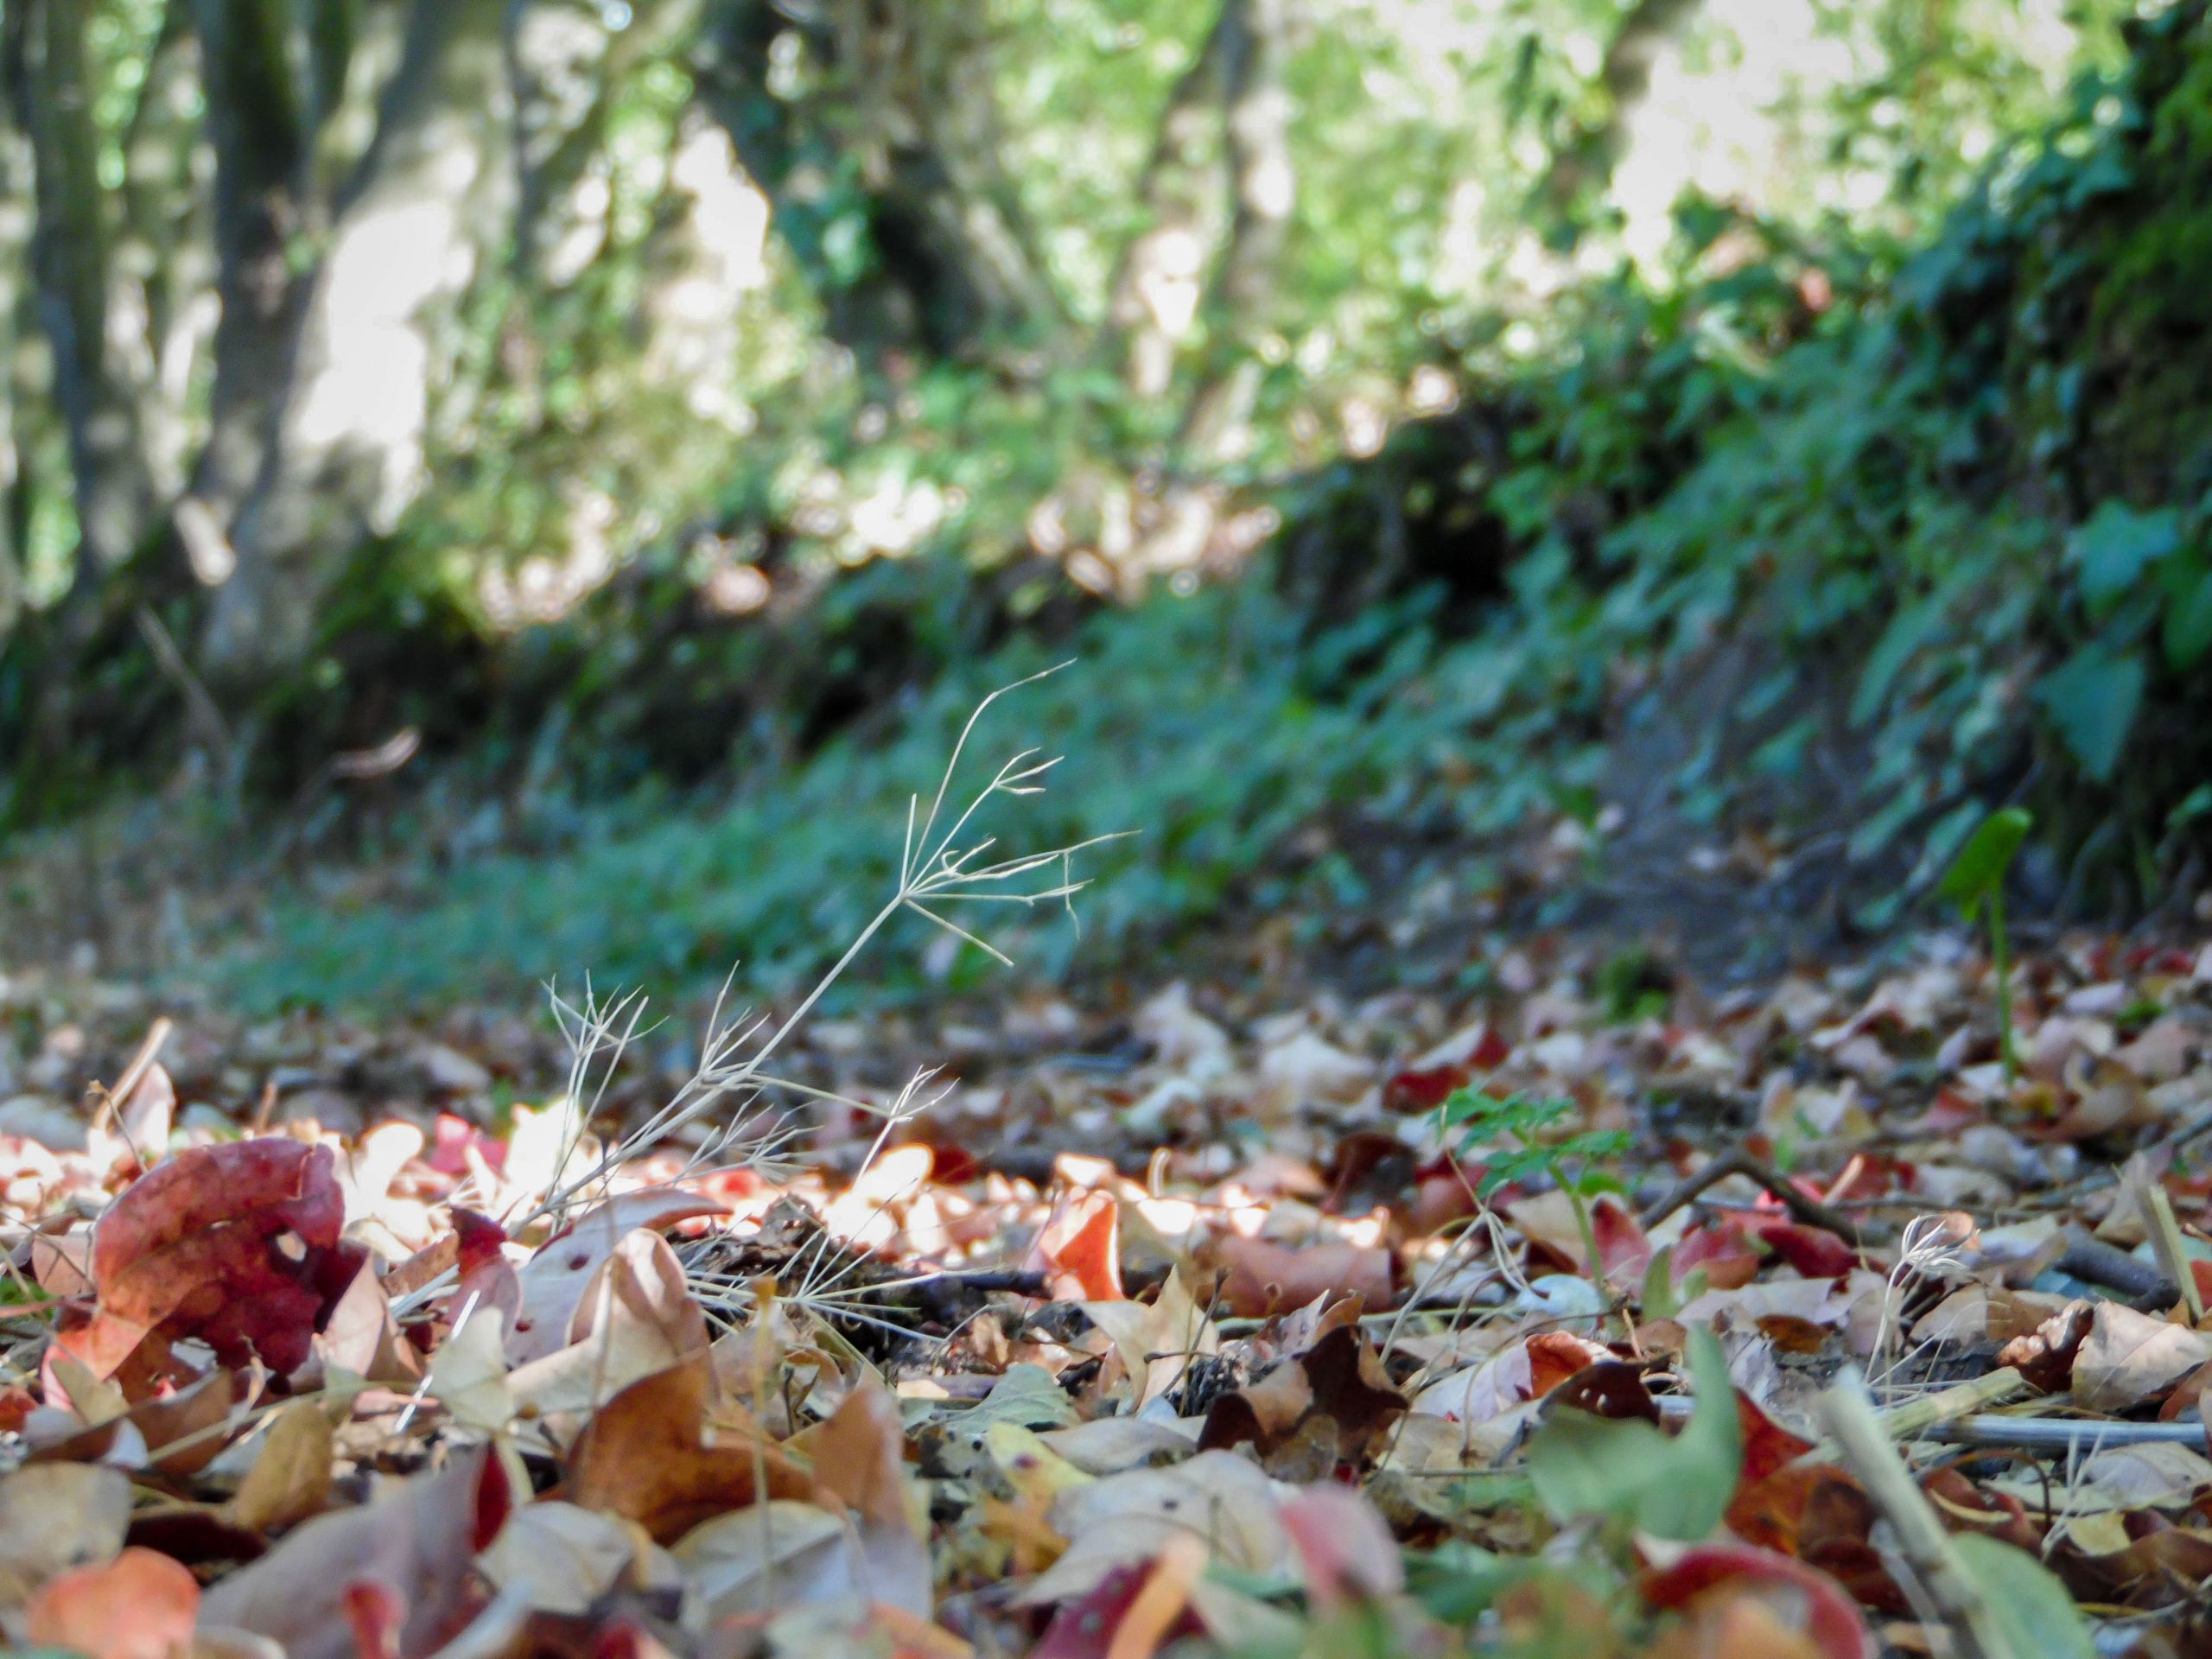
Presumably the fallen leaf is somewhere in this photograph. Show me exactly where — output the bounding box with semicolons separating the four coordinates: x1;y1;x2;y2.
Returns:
560;1352;811;1541
75;1139;354;1378
26;1547;199;1659
0;1463;133;1608
1642;1542;1877;1659
2069;1303;2212;1413
225;1400;334;1535
199;1444;510;1659
509;1188;725;1364
1204;1235;1395;1319
1034;1191;1124;1302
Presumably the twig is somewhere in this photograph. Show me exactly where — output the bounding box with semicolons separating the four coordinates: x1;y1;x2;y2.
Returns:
1818;1364;2007;1659
1931;1416;2209;1452
1637;1147;1885;1244
2140;1184;2203;1324
91;1017;174;1135
2055;1236;2176;1307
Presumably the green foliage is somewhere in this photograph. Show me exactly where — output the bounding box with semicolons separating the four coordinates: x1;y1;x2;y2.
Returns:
1437;1089;1627;1202
1948;1534;2099;1659
1938;806;2032;922
1940;805;2033;1084
1526;1327;1741;1541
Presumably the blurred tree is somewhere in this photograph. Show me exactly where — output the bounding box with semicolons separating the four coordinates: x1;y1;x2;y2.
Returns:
0;0;2138;781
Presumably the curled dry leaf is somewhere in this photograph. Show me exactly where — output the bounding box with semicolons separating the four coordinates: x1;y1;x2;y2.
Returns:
2068;1302;2212;1413
73;1139;356;1379
509;1189;726;1364
1198;1319;1405;1476
505;1228;709;1424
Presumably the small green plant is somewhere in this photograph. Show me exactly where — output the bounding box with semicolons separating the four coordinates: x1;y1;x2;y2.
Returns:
1439;1087;1630;1307
1937;806;2033;1087
1527;1325;1742;1541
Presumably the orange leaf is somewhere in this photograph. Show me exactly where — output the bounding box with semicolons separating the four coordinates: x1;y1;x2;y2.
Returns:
27;1548;199;1659
1036;1192;1124;1301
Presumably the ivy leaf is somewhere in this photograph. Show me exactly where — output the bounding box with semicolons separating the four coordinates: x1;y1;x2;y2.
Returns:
2162;562;2212;670
1949;1535;2097;1659
2035;645;2144;784
2068;501;2180;613
1936;807;2032;922
1527;1326;1742;1541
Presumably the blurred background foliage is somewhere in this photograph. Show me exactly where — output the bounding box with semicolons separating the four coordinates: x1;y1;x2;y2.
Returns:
1;0;2208;1011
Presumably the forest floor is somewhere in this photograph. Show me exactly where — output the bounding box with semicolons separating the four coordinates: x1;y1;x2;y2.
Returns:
3;852;2212;1657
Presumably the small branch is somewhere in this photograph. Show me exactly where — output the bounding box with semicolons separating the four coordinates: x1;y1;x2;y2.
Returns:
2055;1235;2176;1307
1932;1415;2209;1452
1818;1366;2007;1659
1637;1147;1884;1244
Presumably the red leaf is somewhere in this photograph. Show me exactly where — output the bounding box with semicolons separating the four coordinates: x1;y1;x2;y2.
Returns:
76;1140;348;1377
1032;1561;1205;1659
1592;1198;1654;1281
1643;1543;1878;1659
1675;1221;1764;1291
1747;1219;1859;1280
429;1114;505;1176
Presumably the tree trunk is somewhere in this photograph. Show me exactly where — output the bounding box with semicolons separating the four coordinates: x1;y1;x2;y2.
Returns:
3;0;162;576
1538;0;1707;223
0;102;29;635
697;0;1067;371
1096;6;1231;397
118;0;213;499
1179;0;1294;466
509;0;703;284
188;0;310;541
200;0;515;686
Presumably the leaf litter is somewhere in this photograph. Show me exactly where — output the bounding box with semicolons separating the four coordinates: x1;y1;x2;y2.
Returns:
10;729;2212;1656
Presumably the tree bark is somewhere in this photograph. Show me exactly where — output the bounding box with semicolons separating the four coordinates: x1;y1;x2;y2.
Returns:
697;0;1068;371
509;0;704;284
3;0;162;575
188;0;310;536
1096;7;1231;397
117;0;213;499
0;100;29;634
1178;0;1294;466
1538;0;1707;222
200;0;515;685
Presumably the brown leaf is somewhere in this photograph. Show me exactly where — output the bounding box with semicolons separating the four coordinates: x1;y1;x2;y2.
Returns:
1996;1297;2094;1395
2069;1303;2212;1413
199;1443;510;1659
0;1463;133;1609
560;1352;811;1542
1205;1235;1395;1320
224;1401;334;1535
510;1189;725;1363
1197;1321;1404;1474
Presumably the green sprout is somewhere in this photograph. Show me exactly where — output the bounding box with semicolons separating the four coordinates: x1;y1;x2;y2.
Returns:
1937;806;2033;1088
1440;1087;1630;1308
